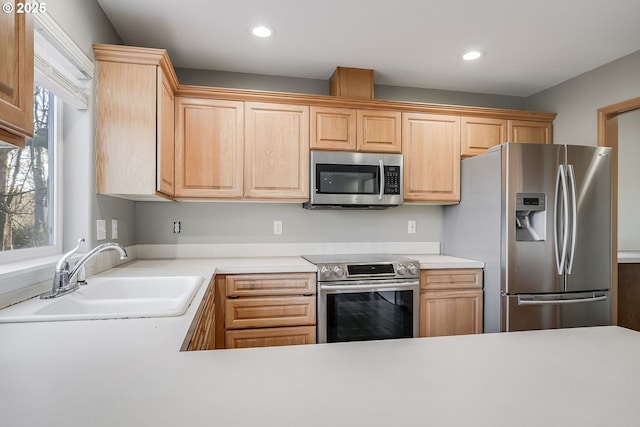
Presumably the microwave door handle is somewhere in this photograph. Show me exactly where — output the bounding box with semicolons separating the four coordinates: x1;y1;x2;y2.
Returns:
378;160;385;200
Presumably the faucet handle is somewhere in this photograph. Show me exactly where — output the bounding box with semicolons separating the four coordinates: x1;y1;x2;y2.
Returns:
55;237;85;272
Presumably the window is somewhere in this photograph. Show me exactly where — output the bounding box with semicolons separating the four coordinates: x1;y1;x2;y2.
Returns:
0;12;93;268
0;85;61;261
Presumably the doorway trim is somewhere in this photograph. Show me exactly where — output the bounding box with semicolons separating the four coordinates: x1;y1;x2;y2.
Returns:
597;96;640;325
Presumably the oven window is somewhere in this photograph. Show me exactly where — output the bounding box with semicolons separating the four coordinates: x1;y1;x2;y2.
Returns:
326;290;414;342
316;164;380;195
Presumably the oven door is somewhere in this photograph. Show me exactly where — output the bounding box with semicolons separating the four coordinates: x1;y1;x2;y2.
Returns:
317;279;420;343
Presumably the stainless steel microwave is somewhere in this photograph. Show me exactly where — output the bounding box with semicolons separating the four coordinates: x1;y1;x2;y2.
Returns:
303;150;404;209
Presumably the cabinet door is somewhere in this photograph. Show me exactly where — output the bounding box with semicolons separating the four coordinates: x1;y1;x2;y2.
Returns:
402;113;460;203
461;117;506;157
157;69;175;195
357;110;402;153
182;277;216;351
507;120;552;144
175;97;244;198
0;7;33;146
226;326;316;349
96;61;158;195
244;102;309;200
225;296;316;329
310;106;357;151
420;290;483;337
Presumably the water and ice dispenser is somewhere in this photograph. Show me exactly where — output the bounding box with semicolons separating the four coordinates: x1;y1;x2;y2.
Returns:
515;193;546;241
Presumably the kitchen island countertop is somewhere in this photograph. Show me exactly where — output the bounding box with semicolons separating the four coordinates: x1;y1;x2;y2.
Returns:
619;251;640;263
1;258;636;427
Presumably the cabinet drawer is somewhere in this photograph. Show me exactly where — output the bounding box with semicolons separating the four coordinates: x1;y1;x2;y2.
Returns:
226;273;316;297
226;326;316;349
225;296;316;329
421;269;483;290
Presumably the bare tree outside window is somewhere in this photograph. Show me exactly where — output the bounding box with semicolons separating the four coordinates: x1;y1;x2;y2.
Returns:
0;85;54;251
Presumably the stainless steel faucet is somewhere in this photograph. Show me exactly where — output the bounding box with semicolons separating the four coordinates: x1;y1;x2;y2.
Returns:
40;238;129;299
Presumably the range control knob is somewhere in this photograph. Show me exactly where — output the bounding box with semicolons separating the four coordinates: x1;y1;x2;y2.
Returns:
320;265;331;279
407;263;418;275
333;265;346;278
397;264;407;275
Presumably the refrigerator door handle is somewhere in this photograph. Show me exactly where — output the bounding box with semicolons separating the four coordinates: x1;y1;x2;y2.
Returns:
517;293;607;306
566;164;578;274
554;165;569;275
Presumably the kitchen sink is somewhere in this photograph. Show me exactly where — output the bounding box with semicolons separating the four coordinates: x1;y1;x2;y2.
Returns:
0;276;204;323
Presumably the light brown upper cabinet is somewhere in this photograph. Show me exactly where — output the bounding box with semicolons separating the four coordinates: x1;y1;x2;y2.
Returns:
0;8;33;148
461;117;507;157
158;71;175;195
175;97;244;198
244;102;310;200
402;113;461;203
310;106;357;151
94;44;178;199
310;107;401;153
461;118;552;157
357;109;402;153
507;120;552;144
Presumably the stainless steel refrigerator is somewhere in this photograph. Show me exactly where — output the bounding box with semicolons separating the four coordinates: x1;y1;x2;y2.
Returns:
444;143;612;333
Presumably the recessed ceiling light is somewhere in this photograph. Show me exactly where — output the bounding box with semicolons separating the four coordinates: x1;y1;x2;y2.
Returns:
252;26;273;38
462;51;483;61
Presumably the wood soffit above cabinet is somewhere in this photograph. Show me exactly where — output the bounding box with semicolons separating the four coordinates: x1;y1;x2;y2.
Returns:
93;44;556;123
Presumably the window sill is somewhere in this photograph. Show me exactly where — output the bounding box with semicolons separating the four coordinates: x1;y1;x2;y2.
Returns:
0;256;61;309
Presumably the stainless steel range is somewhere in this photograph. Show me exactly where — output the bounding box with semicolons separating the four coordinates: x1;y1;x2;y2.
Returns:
302;254;420;343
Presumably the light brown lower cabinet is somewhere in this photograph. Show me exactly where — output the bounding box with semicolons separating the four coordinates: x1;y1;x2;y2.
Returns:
223;273;316;349
419;269;483;337
181;276;216;351
183;272;317;351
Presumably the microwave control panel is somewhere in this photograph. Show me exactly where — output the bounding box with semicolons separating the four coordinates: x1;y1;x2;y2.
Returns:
384;166;401;194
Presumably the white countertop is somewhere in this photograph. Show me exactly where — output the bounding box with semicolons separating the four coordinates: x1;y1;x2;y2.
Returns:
407;254;484;269
618;251;640;263
22;256;640;427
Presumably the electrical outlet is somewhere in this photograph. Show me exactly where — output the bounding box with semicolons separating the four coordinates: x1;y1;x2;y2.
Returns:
97;220;106;240
408;220;416;234
173;221;181;234
273;220;283;235
111;219;118;239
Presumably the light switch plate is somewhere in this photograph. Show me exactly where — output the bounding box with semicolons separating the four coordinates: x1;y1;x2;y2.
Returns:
408;220;416;234
97;220;106;240
111;219;118;239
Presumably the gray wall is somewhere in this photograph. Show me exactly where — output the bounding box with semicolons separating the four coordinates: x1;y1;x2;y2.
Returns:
525;50;640;251
136;202;442;244
140;68;526;247
46;1;133;250
176;68;526;110
49;2;640;250
618;109;640;250
525;50;640;146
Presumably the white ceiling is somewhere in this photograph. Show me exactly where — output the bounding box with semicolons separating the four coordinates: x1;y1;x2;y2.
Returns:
96;0;640;97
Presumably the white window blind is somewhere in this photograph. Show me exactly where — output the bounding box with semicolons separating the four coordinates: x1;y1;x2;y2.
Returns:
33;12;94;109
